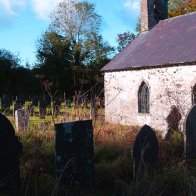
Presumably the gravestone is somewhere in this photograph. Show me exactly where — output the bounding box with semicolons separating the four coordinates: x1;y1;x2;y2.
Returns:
0;112;23;195
13;103;22;117
0;96;11;111
15;109;29;132
32;96;39;107
89;106;97;120
27;103;34;116
184;105;196;159
39;100;47;119
16;96;25;105
132;124;159;181
65;99;71;108
55;120;94;192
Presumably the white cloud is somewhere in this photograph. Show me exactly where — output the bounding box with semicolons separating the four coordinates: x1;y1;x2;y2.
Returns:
0;0;25;16
124;0;140;12
29;0;62;20
0;0;63;20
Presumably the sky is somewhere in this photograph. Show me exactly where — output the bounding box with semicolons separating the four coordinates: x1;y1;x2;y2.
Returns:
0;0;140;66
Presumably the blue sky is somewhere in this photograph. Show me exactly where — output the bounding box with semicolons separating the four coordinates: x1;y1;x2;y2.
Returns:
0;0;140;66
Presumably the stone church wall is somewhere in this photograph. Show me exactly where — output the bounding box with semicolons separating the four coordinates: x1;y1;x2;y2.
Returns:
104;65;196;135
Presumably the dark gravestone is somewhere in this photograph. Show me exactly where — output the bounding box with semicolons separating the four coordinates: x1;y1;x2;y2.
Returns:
0;113;23;195
32;96;39;107
132;124;159;181
27;103;34;116
185;105;196;159
1;96;11;111
165;106;182;140
55;120;94;193
39;101;47;119
16;96;25;105
65;99;71;108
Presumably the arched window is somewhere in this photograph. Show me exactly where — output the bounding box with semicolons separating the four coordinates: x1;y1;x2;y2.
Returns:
138;82;150;113
192;84;196;105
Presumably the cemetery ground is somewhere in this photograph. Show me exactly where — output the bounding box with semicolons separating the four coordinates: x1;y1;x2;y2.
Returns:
2;103;196;196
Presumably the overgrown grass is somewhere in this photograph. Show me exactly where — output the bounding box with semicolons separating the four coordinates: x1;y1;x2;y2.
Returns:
2;107;196;195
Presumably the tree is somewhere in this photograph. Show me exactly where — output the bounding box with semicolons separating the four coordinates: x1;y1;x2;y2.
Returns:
50;0;101;65
35;31;74;95
169;0;196;17
35;0;114;98
0;49;40;96
116;31;136;52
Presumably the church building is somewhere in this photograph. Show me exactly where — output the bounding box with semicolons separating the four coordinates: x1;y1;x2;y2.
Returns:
101;0;196;134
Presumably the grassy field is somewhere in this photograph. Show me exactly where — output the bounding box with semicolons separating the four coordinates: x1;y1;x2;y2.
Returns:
2;106;196;195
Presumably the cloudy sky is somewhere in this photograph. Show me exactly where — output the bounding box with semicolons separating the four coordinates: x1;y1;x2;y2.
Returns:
0;0;140;66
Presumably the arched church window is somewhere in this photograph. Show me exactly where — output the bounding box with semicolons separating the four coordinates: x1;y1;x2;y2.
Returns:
138;82;150;113
192;84;196;105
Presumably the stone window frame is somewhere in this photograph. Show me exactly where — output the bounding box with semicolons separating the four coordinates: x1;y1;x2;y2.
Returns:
138;81;150;113
192;83;196;105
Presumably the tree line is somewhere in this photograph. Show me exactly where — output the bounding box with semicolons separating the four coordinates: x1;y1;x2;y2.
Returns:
0;0;195;99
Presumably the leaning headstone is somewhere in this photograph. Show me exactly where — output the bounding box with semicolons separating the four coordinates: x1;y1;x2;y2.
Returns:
184;105;196;159
0;112;23;195
55;120;94;193
15;109;29;132
27;103;34;116
132;124;159;182
165;106;182;140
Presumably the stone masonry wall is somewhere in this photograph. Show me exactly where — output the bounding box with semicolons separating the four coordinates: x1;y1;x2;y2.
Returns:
104;65;196;135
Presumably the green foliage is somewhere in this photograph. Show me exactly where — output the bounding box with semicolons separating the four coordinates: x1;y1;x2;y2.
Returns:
169;0;196;17
0;49;41;96
116;31;136;52
35;1;114;98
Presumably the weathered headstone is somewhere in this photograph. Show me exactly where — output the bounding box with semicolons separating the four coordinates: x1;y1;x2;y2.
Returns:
132;124;159;181
55;120;94;192
15;109;29;132
184;105;196;159
27;103;34;116
165;105;182;139
89;106;97;120
0;112;23;195
13;103;22;117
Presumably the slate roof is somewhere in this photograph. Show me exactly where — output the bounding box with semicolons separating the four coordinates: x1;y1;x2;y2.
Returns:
102;12;196;72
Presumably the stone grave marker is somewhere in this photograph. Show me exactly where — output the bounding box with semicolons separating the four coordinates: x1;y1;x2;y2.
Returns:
0;112;23;195
89;106;97;120
65;99;71;108
16;96;25;105
0;96;11;111
184;105;196;159
13;103;22;117
132;124;159;181
27;103;34;116
55;120;94;192
39;100;47;119
32;96;39;107
15;109;29;132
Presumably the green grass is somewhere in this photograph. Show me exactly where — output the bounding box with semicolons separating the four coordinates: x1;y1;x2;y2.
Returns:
1;107;196;195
